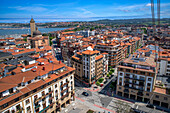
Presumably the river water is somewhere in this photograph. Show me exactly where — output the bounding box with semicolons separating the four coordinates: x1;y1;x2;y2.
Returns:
0;27;68;38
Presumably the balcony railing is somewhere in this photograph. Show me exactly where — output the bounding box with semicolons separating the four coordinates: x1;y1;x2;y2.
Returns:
60;81;69;87
35;104;40;110
137;92;143;96
61;92;69;100
61;87;69;93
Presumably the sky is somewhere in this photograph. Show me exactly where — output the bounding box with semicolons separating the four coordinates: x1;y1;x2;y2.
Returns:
0;0;170;20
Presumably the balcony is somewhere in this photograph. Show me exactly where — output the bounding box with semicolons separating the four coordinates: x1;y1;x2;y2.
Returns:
35;104;40;110
124;81;132;84
60;81;69;87
61;92;69;100
125;76;130;78
56;104;60;108
137;91;143;96
124;89;129;93
61;87;69;93
39;105;50;113
16;107;23;113
34;97;41;103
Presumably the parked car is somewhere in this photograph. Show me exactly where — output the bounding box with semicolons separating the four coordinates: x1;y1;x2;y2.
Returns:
82;92;89;96
93;86;98;89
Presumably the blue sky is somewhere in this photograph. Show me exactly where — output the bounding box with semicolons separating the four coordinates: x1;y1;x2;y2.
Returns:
0;0;170;19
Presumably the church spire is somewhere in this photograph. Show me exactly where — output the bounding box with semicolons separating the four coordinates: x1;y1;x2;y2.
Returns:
30;17;35;23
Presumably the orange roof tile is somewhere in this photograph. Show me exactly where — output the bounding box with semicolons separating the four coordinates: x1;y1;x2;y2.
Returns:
95;54;103;60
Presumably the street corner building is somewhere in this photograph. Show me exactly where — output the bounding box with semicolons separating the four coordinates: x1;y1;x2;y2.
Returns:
116;45;170;110
71;49;108;87
0;57;75;113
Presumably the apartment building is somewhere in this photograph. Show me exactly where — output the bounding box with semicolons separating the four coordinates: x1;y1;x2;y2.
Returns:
71;49;108;86
0;56;75;113
94;42;123;67
158;51;170;76
116;50;170;110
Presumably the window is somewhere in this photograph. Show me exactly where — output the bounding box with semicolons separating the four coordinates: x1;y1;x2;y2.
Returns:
133;70;137;73
147;83;151;86
55;90;58;93
140;71;145;75
3;103;8;108
25;99;30;104
18;83;21;87
120;73;123;76
42;91;45;96
33;89;37;93
15;97;19;102
25;93;28;97
156;95;159;98
148;73;152;76
147;88;150;92
146;93;149;96
4;110;10;113
28;80;31;84
26;106;30;111
70;76;72;79
55;84;57;88
119;87;121;89
126;69;130;72
148;78;151;81
48;82;51;85
41;85;44;89
164;97;168;100
48;88;51;92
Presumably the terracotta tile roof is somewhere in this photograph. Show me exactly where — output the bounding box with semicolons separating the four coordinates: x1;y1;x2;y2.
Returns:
11;49;35;56
6;37;14;40
0;39;6;41
125;43;131;46
101;52;108;55
95;54;103;60
0;66;75;106
72;55;80;60
15;41;27;45
154;87;166;94
61;31;75;35
133;37;140;41
21;34;28;37
76;35;83;38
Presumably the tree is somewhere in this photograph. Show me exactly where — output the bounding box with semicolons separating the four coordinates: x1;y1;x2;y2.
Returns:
23;37;27;42
96;81;100;86
90;27;95;31
114;100;132;113
109;71;113;75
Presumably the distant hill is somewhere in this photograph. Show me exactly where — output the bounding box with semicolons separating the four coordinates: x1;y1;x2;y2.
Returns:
91;18;170;25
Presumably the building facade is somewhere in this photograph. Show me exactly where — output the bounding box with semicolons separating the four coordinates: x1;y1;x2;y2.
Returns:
0;57;75;113
71;50;108;86
116;50;170;110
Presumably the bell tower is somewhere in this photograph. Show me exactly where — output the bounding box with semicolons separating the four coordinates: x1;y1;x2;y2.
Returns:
30;18;35;37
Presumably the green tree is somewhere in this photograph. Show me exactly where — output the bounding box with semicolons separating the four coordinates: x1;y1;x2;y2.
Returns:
96;81;100;86
23;37;27;42
90;27;95;31
98;78;104;83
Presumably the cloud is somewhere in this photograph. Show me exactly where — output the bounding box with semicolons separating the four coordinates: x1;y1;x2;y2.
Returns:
146;3;151;7
79;8;94;15
9;6;47;12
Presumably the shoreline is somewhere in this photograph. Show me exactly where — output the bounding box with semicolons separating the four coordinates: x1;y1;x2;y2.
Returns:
0;27;69;39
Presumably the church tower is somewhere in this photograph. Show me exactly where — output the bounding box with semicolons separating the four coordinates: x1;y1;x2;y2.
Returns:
30;18;35;37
